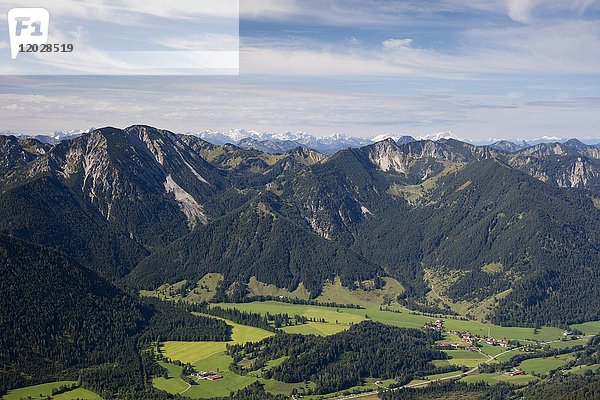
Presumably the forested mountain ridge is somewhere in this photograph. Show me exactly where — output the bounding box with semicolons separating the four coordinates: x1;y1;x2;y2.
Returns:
0;235;231;394
0;125;599;327
127;190;381;294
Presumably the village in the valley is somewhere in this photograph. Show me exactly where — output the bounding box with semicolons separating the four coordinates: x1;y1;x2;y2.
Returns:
424;319;527;377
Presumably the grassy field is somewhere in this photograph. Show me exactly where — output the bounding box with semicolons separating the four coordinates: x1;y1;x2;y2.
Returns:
546;337;590;349
423;370;464;380
437;350;489;368
460;372;537;386
518;353;576;375
217;301;364;336
567;364;600;375
4;381;102;400
247;276;311;300
153;361;189;394
162;316;274;364
217;300;571;343
315;277;405;308
572;320;600;335
155;316;277;398
140;273;224;303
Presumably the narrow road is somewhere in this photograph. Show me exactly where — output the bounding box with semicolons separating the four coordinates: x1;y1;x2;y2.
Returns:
179;381;192;394
329;336;593;400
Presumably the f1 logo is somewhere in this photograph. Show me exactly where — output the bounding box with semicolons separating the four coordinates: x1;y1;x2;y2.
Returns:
8;8;49;59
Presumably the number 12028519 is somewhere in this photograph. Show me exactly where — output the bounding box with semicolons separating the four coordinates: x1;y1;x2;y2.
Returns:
19;43;73;53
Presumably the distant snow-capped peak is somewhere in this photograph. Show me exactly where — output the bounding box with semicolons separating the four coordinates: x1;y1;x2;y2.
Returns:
416;131;463;141
371;134;400;142
0;127;94;143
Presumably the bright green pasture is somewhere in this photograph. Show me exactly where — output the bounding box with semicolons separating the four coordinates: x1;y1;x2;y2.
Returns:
546;337;590;349
217;301;364;336
282;321;347;335
441;350;489;367
155;316;275;398
572;320;600;335
423;370;464;380
4;381;101;400
567;364;600;375
216;301;589;343
344;307;565;342
53;388;102;399
152;361;189;394
460;372;537;386
186;353;256;398
518;353;575;375
162;317;273;364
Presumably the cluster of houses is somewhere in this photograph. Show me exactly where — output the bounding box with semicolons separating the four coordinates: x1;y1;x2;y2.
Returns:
437;341;479;351
426;320;513;351
192;371;223;381
507;369;526;377
485;337;510;348
424;319;445;332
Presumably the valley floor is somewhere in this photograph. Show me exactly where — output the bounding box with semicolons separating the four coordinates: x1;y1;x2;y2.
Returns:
150;300;600;399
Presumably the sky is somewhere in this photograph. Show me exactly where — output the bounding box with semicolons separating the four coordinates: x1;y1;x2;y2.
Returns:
1;0;600;141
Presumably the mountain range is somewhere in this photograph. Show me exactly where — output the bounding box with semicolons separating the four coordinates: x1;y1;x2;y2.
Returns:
6;127;599;155
0;125;598;330
2;124;600;398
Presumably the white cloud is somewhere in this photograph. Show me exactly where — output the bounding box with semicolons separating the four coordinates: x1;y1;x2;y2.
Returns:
156;34;239;51
382;39;413;49
238;18;600;78
506;0;541;23
1;79;599;140
0;0;238;25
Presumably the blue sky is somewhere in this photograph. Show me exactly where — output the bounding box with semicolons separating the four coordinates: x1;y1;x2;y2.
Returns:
1;0;599;141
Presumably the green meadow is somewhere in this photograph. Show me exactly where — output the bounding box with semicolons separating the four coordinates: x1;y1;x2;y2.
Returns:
150;288;600;398
518;353;576;375
460;372;538;386
216;300;578;343
4;381;101;400
154;315;313;398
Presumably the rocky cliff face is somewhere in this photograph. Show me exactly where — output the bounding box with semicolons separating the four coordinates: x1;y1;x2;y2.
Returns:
1;126;228;248
0;136;48;176
508;155;599;193
364;138;498;177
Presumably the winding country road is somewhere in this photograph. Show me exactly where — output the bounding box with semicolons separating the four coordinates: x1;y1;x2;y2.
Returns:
329;336;592;400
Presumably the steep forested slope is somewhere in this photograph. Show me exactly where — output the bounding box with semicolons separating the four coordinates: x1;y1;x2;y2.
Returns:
128;192;381;294
0;126;598;327
0;235;230;394
228;321;444;394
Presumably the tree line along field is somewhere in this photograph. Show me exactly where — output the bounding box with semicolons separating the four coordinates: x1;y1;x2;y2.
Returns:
3;381;102;400
147;299;599;399
11;298;598;399
215;301;600;341
153;316;312;398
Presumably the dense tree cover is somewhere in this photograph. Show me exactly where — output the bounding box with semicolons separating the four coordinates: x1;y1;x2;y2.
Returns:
520;375;600;400
353;159;600;326
225;294;364;309
139;299;231;343
1;128;600;398
418;161;600;326
378;381;515;400
193;304;278;332
227;321;445;394
128;192;381;295
211;381;287;400
0;235;229;395
2;127;600;327
0;176;148;278
378;375;600;400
